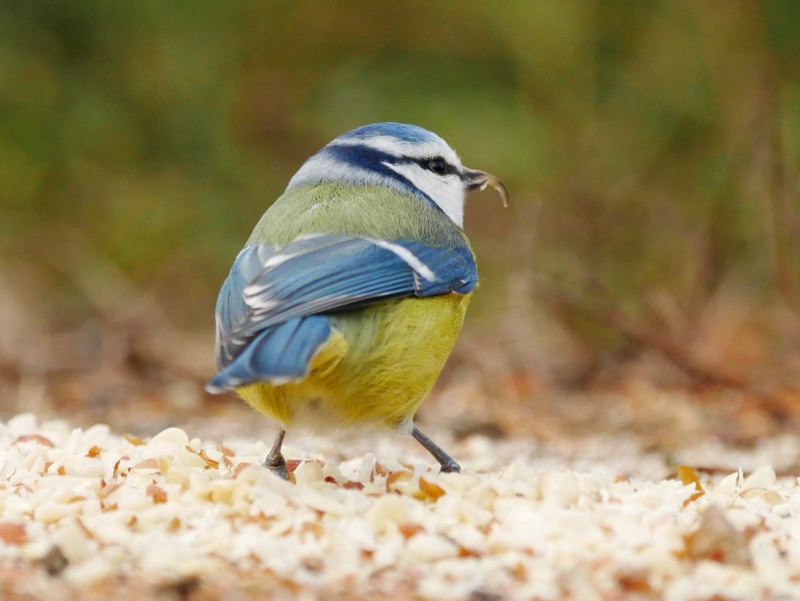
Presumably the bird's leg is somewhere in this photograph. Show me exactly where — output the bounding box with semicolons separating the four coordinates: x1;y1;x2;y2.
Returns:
263;428;289;479
412;425;461;473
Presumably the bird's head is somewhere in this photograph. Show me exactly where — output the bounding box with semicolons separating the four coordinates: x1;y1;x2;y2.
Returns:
287;122;507;227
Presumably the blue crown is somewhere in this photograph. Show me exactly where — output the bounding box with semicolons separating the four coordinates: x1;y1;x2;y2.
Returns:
335;122;442;146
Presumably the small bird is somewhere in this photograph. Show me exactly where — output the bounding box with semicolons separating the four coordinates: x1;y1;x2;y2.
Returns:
207;123;507;478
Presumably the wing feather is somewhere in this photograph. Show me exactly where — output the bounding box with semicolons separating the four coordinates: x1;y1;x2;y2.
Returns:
213;234;476;370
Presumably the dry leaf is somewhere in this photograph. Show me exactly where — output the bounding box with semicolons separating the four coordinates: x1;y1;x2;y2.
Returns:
677;466;705;503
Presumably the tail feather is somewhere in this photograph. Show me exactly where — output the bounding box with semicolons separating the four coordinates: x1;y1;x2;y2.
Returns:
206;316;335;392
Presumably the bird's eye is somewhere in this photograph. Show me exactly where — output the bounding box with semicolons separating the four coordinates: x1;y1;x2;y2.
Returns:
426;158;448;176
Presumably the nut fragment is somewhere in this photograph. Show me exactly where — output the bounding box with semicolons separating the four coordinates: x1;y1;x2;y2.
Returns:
2;413;800;600
0;523;27;545
146;484;168;504
419;477;446;501
686;505;751;566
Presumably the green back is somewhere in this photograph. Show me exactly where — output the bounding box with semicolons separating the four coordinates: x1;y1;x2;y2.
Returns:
246;184;469;250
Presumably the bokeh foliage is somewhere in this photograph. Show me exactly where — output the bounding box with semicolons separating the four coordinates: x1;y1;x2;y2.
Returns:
1;1;800;382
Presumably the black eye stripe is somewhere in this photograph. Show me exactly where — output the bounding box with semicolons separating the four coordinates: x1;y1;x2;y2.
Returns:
414;156;457;176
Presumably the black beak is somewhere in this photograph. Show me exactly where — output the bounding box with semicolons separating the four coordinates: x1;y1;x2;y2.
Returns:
461;168;509;207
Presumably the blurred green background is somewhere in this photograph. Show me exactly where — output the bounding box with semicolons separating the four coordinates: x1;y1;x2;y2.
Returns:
2;1;800;428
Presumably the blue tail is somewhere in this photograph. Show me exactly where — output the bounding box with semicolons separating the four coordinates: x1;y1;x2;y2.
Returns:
206;316;333;392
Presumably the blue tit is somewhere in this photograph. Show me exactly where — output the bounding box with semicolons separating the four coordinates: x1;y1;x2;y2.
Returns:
207;122;507;478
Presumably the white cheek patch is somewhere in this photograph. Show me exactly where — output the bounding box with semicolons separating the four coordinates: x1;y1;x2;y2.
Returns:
383;162;465;227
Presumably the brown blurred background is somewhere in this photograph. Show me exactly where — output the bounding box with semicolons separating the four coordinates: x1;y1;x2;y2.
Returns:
2;1;800;450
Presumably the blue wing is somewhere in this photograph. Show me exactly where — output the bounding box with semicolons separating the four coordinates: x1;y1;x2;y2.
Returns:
209;233;476;390
207;316;334;392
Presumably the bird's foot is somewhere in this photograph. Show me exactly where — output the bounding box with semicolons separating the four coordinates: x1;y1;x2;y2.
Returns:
263;428;289;479
439;459;461;473
412;425;462;474
263;453;289;480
